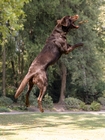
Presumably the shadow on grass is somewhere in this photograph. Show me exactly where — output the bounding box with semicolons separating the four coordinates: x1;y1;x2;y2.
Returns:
33;113;105;129
0;131;16;136
0;112;105;136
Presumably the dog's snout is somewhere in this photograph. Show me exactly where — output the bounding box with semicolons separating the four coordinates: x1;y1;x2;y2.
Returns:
70;15;79;20
75;15;79;19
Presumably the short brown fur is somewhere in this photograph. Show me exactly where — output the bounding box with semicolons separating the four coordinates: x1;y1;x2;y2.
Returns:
15;15;83;112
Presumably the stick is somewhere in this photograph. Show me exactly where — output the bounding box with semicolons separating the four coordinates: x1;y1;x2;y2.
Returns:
78;20;88;25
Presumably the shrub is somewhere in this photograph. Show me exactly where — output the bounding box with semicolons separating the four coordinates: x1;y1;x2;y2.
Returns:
17;94;26;110
90;101;101;111
98;97;105;106
102;90;105;98
0;96;13;106
79;102;89;111
29;93;37;107
0;106;10;112
64;97;82;110
17;87;38;107
18;93;36;105
43;94;53;110
17;92;38;110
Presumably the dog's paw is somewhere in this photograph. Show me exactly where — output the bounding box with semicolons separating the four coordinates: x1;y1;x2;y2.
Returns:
41;108;44;113
78;43;84;46
74;43;84;48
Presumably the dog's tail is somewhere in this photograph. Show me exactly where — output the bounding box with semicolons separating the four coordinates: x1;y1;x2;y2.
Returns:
15;72;35;98
15;74;29;98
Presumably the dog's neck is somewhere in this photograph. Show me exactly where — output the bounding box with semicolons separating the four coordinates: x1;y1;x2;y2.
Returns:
55;27;66;34
53;26;67;38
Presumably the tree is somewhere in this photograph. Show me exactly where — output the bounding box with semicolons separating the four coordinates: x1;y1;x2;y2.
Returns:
0;0;105;104
59;60;67;104
19;0;105;103
62;0;104;103
2;44;6;96
0;0;30;96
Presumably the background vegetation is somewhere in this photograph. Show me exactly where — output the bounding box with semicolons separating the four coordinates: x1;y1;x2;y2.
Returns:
0;0;105;110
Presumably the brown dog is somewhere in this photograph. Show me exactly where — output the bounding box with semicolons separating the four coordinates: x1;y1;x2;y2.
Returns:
15;15;83;112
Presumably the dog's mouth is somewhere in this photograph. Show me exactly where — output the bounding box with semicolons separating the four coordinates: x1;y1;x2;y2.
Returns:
70;15;79;28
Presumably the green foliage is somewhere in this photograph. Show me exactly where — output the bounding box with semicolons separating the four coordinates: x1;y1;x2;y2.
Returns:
63;0;104;102
0;0;105;105
43;94;53;110
29;93;37;107
17;92;53;110
98;97;105;106
0;0;30;42
0;106;10;112
0;96;13;106
79;102;89;111
64;97;82;110
102;90;105;98
17;94;26;110
16;88;38;110
90;101;101;111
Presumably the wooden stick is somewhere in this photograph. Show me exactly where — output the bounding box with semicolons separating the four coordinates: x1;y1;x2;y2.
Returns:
78;20;88;24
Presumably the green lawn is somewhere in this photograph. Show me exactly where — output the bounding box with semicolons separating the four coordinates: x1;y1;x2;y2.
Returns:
0;112;105;140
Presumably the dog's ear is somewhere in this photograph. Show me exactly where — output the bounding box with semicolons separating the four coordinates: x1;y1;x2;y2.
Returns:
57;16;68;26
57;20;61;24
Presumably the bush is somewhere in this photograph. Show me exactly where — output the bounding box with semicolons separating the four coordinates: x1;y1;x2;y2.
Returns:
90;101;101;111
6;86;16;100
0;106;10;112
17;87;38;107
0;96;13;106
64;97;82;110
102;90;105;98
29;93;37;107
98;97;105;106
79;102;89;111
17;92;38;110
17;94;26;110
43;94;53;110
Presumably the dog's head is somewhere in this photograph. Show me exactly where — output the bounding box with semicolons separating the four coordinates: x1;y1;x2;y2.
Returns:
57;15;79;32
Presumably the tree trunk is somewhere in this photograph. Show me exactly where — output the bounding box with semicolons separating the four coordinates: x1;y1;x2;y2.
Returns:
21;45;24;77
11;60;15;75
2;46;6;96
82;64;88;103
59;62;67;104
18;51;21;75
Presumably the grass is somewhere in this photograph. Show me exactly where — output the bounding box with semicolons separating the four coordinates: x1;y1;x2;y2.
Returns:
0;112;105;140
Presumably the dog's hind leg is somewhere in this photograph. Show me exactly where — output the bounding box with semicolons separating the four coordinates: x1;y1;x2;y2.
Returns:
37;85;47;112
32;70;48;112
25;78;33;107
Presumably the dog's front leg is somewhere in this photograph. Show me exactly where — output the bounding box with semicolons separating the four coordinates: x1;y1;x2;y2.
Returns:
64;43;83;54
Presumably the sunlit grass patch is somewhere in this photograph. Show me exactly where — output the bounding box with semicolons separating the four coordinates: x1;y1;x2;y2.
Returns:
0;112;105;140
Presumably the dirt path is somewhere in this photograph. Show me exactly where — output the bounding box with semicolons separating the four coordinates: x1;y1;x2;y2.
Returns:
0;110;105;115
